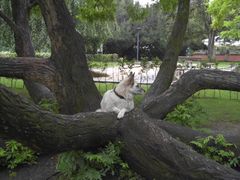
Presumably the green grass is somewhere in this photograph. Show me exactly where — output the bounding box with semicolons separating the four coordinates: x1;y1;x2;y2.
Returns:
0;77;29;97
194;98;240;124
0;77;24;88
194;89;240;100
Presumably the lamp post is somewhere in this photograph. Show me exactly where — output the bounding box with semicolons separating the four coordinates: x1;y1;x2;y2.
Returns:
136;27;141;61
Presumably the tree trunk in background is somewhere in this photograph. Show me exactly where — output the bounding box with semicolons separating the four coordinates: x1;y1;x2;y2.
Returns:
11;0;54;103
143;0;190;103
38;0;101;114
208;28;216;61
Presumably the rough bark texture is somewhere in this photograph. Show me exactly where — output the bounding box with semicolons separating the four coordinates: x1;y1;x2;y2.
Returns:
143;69;240;118
0;85;117;153
11;0;55;103
1;0;240;178
0;85;240;179
144;0;190;102
0;57;55;91
120;111;240;180
37;0;101;114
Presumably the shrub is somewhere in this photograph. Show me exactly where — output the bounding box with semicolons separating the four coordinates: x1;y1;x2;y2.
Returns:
0;140;37;170
190;134;240;168
165;98;204;127
38;98;59;113
56;142;143;180
87;54;119;62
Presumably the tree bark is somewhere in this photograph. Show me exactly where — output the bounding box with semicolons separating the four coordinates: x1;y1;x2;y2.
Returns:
0;57;55;91
0;85;240;179
37;0;101;114
120;111;240;180
143;69;240;118
208;28;216;61
144;0;190;102
11;0;55;102
0;84;118;153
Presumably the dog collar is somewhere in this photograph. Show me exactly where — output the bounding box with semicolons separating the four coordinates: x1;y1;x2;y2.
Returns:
113;88;125;99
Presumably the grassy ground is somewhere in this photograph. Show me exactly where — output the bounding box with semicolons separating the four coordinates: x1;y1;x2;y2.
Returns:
194;98;240;124
1;77;240;128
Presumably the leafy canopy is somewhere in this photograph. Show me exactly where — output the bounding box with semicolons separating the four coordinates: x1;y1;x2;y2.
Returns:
158;0;178;12
208;0;240;39
77;0;116;22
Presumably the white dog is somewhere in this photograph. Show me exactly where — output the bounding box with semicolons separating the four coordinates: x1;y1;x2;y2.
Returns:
96;72;145;118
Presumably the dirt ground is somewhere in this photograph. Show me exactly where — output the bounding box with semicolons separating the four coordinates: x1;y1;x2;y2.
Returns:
204;121;240;137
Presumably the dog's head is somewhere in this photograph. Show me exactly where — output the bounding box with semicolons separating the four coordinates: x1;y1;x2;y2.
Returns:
116;72;145;97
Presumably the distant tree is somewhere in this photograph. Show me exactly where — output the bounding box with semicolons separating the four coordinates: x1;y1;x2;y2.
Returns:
208;0;240;39
0;0;54;103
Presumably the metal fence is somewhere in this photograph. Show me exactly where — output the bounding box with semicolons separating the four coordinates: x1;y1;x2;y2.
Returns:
0;63;240;100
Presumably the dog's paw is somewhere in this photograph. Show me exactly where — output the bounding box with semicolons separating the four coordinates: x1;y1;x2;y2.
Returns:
96;109;102;112
117;111;125;119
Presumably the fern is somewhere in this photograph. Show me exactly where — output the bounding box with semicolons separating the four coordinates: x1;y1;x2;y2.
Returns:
190;134;240;168
38;98;59;113
56;142;143;180
0;140;37;170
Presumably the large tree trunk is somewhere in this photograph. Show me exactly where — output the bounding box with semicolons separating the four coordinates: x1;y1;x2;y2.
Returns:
37;0;101;114
0;85;240;179
208;28;216;61
144;0;190;102
11;0;54;103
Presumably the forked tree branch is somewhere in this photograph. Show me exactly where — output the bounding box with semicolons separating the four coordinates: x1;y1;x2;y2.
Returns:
143;69;240;118
0;85;118;153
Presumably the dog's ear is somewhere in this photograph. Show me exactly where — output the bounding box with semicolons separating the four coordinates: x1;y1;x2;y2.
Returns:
127;72;134;86
128;72;135;77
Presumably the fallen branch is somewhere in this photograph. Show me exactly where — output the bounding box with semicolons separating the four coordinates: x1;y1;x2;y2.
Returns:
0;85;240;179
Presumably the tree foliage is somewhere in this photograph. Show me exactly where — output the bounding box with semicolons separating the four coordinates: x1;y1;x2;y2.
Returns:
77;0;116;22
208;0;240;39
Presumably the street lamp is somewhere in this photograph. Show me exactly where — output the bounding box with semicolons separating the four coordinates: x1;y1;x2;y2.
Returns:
136;27;141;61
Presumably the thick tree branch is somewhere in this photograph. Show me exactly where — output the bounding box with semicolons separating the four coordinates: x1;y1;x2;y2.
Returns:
0;85;118;153
144;0;190;102
0;57;56;91
143;69;240;118
0;85;240;179
0;10;18;33
120;112;240;179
